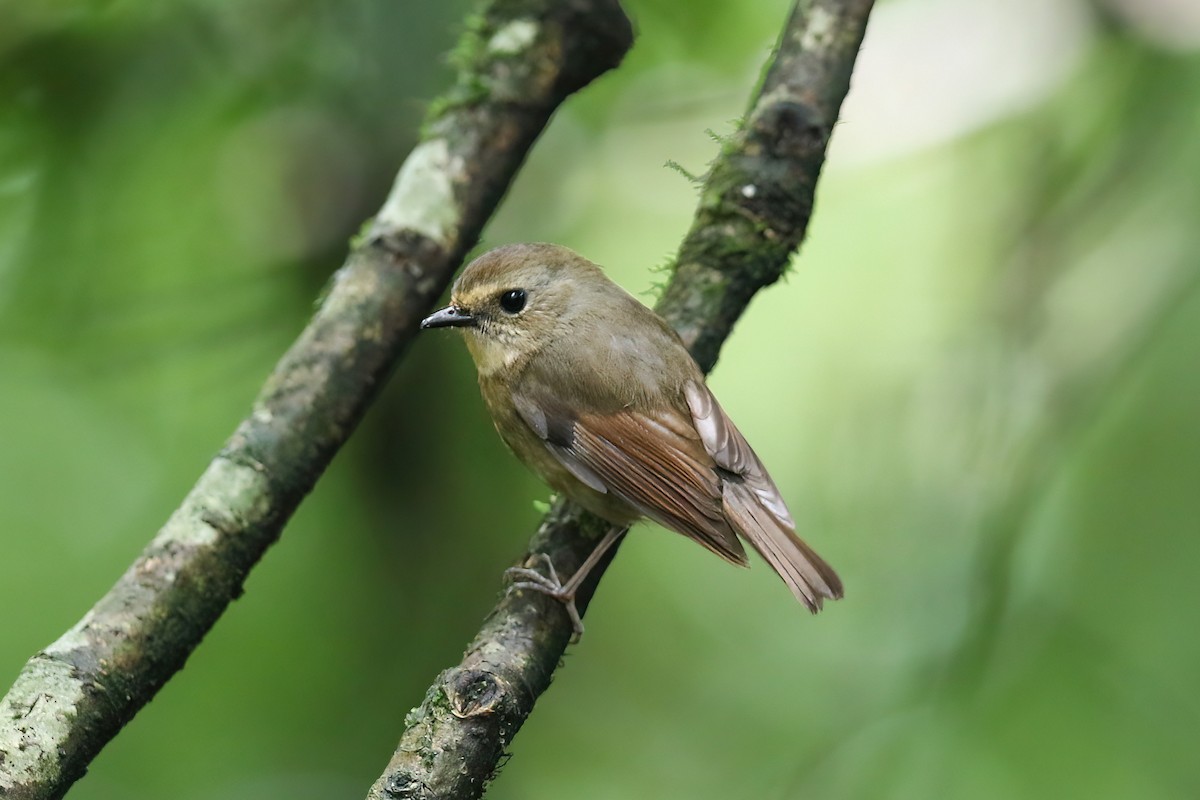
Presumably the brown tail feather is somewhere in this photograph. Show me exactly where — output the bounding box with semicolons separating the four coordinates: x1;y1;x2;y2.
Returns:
722;482;843;611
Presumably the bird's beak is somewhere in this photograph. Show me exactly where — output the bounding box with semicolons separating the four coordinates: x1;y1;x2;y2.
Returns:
420;304;476;329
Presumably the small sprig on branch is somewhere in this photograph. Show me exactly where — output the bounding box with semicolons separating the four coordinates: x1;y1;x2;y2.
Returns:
0;1;633;797
365;1;877;798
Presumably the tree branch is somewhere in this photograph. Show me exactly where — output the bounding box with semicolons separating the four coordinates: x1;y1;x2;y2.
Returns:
0;2;633;797
366;1;876;798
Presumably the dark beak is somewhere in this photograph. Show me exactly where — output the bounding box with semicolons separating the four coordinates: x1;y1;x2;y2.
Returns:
420;305;475;329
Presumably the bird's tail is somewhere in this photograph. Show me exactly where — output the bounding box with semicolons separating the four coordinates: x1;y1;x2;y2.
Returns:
722;482;843;611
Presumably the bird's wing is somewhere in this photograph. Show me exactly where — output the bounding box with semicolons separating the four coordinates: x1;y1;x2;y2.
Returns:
512;390;749;567
683;381;844;611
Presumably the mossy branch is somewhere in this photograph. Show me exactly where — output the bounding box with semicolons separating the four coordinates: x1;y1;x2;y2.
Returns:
366;1;876;798
0;1;633;797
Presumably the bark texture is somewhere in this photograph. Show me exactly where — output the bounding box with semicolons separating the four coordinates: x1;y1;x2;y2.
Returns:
365;1;876;798
0;1;633;797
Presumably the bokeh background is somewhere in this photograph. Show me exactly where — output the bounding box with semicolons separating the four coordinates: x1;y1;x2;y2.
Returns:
3;0;1199;797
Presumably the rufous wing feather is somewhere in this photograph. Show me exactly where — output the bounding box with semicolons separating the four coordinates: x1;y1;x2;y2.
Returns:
513;389;749;567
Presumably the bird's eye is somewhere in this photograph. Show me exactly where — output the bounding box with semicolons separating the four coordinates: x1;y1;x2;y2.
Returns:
499;289;527;314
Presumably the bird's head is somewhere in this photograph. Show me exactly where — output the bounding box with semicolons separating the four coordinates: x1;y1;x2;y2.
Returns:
421;242;604;375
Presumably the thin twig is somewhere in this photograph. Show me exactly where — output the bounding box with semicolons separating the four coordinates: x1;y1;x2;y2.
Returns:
366;2;876;798
0;2;633;797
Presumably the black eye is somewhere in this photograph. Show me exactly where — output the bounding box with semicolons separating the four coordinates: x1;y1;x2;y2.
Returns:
499;289;527;314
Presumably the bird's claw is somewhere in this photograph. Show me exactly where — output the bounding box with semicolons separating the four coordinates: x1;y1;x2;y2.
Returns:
503;552;560;589
504;553;585;642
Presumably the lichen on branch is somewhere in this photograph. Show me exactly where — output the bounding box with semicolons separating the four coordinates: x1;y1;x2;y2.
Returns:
0;1;633;797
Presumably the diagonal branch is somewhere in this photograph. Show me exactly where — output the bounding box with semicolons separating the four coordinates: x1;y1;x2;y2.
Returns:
0;2;633;797
366;1;876;798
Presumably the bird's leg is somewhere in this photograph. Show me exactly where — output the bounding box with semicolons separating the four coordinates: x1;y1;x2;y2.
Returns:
505;525;627;641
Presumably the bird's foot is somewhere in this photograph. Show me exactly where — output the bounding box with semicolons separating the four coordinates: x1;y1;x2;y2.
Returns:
505;553;584;642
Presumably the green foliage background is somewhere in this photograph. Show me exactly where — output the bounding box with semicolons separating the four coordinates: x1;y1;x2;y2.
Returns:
2;1;1199;798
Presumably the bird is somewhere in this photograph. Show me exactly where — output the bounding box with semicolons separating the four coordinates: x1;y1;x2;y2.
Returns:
421;242;842;637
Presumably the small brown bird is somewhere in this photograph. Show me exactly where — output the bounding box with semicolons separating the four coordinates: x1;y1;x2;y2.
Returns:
422;243;842;636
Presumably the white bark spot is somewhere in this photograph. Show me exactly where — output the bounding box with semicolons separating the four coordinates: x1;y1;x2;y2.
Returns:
373;139;459;249
801;5;839;50
488;20;538;54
